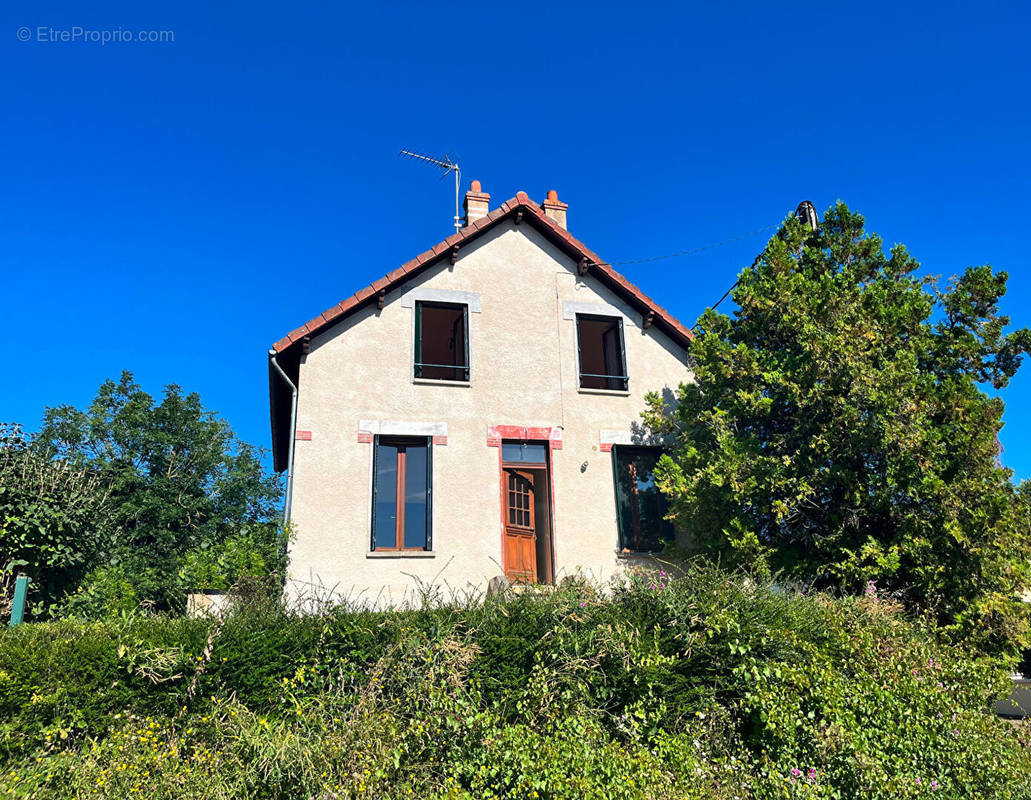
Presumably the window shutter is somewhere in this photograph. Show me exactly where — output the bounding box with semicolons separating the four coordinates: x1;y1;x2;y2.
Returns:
425;438;433;551
617;317;628;390
370;434;380;550
414;301;423;378
575;315;583;384
611;446;626;550
462;303;470;381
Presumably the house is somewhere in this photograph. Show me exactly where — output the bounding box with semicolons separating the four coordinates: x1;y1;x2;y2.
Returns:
268;182;695;607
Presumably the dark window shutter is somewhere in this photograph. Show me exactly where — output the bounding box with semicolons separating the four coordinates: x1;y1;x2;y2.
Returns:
370;434;380;550
425;438;433;551
462;304;470;380
414;301;423;378
617;318;627;390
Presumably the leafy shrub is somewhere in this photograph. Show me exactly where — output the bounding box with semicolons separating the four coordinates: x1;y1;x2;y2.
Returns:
1;561;1028;798
50;563;143;620
178;524;283;592
0;423;111;614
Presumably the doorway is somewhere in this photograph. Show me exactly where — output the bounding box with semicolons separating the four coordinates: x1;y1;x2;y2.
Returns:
500;441;554;584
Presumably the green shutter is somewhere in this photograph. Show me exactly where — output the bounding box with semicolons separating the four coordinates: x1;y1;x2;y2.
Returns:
611;446;626;550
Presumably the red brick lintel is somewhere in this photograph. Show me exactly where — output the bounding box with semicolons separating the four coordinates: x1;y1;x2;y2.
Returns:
487;425;563;450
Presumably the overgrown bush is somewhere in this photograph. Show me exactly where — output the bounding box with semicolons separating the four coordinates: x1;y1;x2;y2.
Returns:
178;524;284;592
1;562;1028;799
0;423;111;614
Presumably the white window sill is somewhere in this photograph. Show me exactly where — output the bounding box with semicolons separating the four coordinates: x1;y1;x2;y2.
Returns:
578;387;631;396
366;551;436;559
413;378;471;387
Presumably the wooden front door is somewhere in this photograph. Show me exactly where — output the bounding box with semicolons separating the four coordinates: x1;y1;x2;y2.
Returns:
503;468;537;582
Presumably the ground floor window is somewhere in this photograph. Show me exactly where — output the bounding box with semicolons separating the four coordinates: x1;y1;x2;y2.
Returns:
372;436;432;550
613;446;673;552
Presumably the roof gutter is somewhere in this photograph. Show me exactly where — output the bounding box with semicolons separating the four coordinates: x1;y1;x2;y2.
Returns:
269;349;298;528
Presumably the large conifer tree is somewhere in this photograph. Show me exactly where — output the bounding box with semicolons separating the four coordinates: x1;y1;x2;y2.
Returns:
645;203;1031;653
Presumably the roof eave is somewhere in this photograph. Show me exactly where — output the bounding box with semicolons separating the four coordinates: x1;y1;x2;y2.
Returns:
271;192;693;358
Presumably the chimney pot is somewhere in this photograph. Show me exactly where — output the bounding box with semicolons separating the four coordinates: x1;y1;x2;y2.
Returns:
463;180;490;227
541;189;568;230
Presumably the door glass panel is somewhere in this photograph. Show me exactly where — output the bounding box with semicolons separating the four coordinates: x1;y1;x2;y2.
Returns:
507;472;532;527
502;442;548;463
374;441;399;548
403;442;428;549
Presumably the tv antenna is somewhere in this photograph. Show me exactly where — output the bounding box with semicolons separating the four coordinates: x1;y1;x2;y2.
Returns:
399;148;462;232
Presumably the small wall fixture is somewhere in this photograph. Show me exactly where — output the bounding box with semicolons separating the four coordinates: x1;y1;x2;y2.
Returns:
580;460;589;473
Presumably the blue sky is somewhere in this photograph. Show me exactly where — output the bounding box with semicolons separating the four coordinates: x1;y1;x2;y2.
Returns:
2;1;1030;480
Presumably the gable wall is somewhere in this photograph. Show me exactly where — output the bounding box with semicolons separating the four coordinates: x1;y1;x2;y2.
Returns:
286;221;693;607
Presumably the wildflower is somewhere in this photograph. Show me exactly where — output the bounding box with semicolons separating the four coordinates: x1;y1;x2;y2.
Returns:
931;780;939;790
791;768;802;777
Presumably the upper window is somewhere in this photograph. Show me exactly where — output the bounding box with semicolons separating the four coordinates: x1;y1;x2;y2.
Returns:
372;436;432;551
613;446;673;553
576;314;627;390
415;301;469;381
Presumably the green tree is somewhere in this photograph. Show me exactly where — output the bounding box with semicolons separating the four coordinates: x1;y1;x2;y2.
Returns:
644;202;1031;654
0;423;110;612
35;372;283;610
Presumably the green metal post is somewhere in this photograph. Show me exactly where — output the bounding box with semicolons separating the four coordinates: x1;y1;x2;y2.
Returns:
9;575;29;627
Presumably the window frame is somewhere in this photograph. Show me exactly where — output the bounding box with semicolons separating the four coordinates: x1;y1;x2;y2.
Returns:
413;300;470;383
611;445;673;554
370;435;433;552
575;313;629;391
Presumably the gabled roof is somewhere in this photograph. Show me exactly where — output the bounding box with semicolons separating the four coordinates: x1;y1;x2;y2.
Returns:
268;191;694;471
271;191;694;355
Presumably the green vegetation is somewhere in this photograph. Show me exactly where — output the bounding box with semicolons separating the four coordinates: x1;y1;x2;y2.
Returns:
645;203;1031;655
0;372;283;616
1;563;1028;799
0;423;110;612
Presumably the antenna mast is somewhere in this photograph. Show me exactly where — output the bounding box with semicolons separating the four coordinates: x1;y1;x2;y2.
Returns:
399;148;462;232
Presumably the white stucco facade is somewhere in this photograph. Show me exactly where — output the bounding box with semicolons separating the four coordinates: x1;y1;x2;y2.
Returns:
282;217;694;608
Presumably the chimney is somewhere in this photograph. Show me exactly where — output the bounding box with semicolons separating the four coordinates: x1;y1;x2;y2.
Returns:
542;189;568;229
463;179;490;226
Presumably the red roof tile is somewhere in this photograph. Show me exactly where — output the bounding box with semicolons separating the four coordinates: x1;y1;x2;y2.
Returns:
271;193;694;355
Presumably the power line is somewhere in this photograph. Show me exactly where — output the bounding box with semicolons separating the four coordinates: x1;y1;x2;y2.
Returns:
693;201;818;326
597;222;781;267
